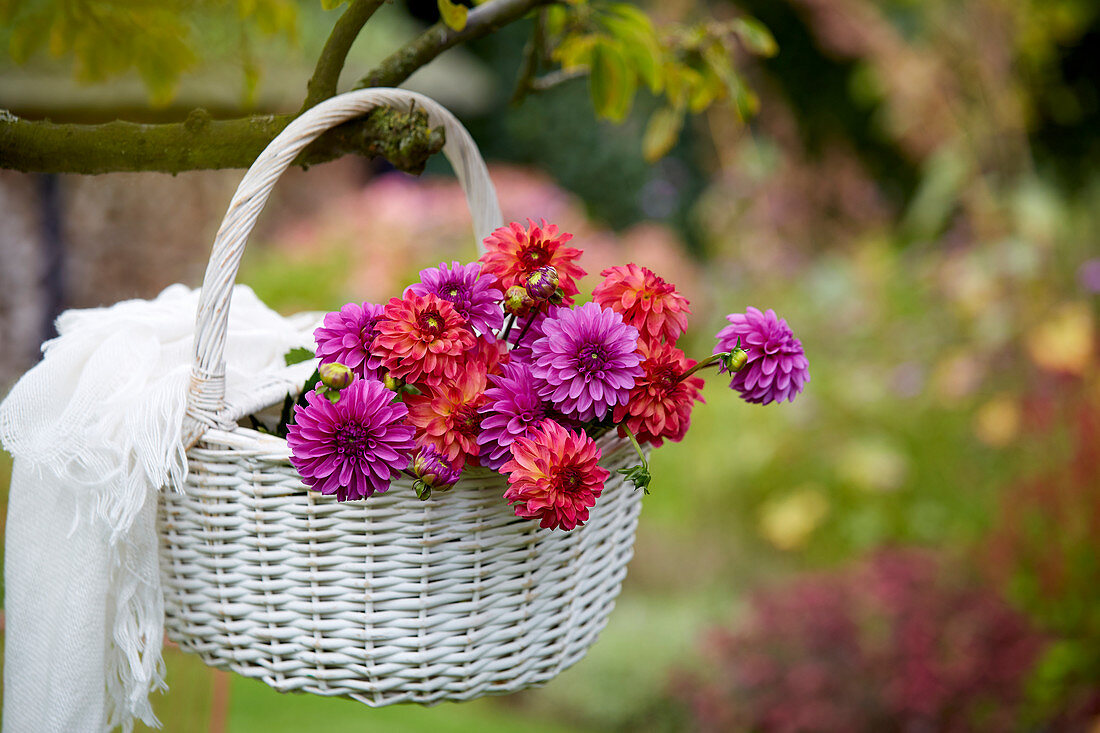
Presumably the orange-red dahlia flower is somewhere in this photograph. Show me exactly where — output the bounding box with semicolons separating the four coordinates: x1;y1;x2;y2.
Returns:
592;263;690;345
613;339;704;447
405;372;488;468
501;420;609;531
374;292;475;387
480;219;586;305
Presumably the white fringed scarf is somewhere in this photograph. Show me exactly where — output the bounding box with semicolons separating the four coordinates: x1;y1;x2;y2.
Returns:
0;284;317;731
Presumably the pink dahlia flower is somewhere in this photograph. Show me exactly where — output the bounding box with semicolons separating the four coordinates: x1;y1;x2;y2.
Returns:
501;420;609;531
287;378;415;501
530;302;643;422
314;301;385;380
477;361;548;470
405;372;488;468
480;219;586;305
715;307;809;404
613;339;704;447
592;263;691;346
374;292;476;387
405;260;504;335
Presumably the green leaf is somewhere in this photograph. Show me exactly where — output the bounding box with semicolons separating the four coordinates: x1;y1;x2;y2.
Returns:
600;6;662;93
732;16;778;57
438;0;468;31
284;346;315;367
642;105;685;162
588;37;634;122
554;34;597;69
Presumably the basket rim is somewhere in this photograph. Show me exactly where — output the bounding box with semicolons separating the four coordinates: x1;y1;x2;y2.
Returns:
194;422;640;469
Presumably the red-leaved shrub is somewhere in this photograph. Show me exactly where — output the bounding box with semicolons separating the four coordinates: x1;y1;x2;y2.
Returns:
675;550;1043;732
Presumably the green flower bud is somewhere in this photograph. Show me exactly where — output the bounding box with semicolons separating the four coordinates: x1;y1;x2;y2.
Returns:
318;362;353;390
725;347;749;372
382;372;404;392
504;285;535;317
412;479;432;501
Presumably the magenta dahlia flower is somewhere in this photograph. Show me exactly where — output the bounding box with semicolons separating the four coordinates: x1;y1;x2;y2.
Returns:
529;303;643;422
405;260;504;335
501;420;609;531
314;301;385;380
287;378;416;501
477;361;548;470
715;307;809;404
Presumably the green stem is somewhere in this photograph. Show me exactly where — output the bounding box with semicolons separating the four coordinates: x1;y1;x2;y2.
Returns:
513;310;539;344
622;425;648;471
678;352;727;383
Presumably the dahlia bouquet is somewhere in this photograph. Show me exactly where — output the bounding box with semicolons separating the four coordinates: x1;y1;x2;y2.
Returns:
280;219;809;531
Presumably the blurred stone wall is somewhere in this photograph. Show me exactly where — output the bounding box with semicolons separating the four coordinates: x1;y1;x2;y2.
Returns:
0;158;365;389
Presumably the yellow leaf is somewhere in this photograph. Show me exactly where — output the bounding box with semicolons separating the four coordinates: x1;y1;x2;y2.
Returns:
438;0;468;31
642;106;684;162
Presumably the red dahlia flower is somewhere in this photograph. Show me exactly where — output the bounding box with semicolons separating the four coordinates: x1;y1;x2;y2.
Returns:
592;263;691;346
613;339;704;447
373;292;475;387
501;420;609;531
480;219;586;305
405;372;488;468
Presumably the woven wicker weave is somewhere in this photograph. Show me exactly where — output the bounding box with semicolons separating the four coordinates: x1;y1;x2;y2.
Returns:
159;89;645;706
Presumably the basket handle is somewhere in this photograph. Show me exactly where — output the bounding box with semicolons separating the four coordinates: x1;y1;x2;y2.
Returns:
182;88;503;447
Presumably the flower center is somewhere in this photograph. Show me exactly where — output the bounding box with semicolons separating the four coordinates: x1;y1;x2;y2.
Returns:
521;244;550;269
417;309;445;337
454;403;482;439
576;344;607;374
555;466;583;493
442;281;467;303
334;423;373;456
652;364;680;393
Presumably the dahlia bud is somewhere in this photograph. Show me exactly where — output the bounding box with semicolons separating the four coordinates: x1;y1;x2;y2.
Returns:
723;340;749;373
382;372;404;392
318;362;353;390
410;446;461;501
504;285;535;317
525;266;559;301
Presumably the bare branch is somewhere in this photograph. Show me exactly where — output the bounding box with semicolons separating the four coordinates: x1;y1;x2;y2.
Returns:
531;68;586;91
510;9;547;105
356;0;556;89
303;0;387;111
0;106;445;175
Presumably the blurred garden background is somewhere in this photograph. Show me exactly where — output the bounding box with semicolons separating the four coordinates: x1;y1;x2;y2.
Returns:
1;0;1098;730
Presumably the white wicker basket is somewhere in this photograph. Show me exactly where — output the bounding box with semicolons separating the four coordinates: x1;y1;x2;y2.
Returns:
158;88;645;706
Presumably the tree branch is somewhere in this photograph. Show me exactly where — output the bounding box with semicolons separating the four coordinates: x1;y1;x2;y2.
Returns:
0;0;553;174
0;106;445;175
356;0;556;89
302;0;387;112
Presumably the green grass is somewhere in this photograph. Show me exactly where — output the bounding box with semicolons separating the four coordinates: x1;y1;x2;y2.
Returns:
226;677;580;733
